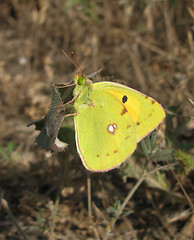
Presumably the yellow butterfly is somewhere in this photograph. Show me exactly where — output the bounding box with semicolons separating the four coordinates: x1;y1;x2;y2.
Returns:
73;74;165;172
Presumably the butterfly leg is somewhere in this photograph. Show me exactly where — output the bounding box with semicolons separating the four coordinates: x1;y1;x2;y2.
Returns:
54;82;77;88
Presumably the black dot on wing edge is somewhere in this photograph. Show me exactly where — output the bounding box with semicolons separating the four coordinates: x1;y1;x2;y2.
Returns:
122;95;128;103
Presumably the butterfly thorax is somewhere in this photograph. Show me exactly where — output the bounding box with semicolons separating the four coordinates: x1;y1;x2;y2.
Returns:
73;74;93;110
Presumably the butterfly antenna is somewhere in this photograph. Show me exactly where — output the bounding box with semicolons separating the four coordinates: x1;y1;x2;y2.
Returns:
62;50;83;75
71;51;83;76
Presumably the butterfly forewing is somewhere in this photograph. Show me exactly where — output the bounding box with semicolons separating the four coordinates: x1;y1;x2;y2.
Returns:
94;82;166;142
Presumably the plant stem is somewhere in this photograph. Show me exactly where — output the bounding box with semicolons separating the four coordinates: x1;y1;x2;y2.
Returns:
103;163;177;240
87;173;92;219
1;198;27;240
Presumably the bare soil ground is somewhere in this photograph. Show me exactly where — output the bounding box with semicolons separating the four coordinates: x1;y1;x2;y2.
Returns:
0;1;193;239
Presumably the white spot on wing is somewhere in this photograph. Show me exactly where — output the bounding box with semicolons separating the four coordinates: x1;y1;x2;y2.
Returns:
107;123;118;135
109;125;114;133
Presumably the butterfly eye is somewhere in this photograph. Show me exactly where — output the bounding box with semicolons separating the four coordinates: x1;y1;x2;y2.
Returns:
122;95;128;103
77;76;86;86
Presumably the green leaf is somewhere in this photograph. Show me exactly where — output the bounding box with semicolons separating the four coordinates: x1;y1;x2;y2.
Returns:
175;149;194;172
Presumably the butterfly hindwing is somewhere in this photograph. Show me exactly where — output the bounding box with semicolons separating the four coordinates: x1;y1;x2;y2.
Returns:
74;88;137;172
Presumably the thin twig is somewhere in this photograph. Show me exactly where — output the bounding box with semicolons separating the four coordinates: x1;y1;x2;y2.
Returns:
87;173;92;220
103;163;177;240
1;198;27;240
167;160;194;213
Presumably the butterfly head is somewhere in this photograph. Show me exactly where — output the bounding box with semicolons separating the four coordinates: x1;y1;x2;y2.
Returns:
74;74;92;87
73;74;93;100
76;74;86;86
